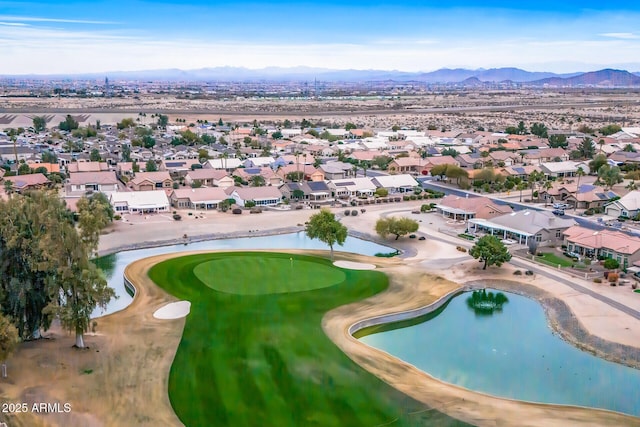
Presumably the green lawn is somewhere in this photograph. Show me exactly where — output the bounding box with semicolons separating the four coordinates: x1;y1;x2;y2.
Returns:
193;255;345;295
538;252;574;267
149;252;469;427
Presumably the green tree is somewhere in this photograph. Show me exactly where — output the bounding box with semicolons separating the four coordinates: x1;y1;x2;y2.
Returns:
122;145;131;162
271;130;283;140
345;122;357;131
145;160;158;172
32;116;47;133
59;115;79;131
250;175;265;187
530;123;548;138
375;187;389;197
3;180;13;198
76;193;114;254
305;209;347;261
623;144;636;153
18;163;30;175
600;124;622;136
157;114;169;129
142;135;156;149
117;118;136;130
292;189;305;199
372;155;392;170
589;154;607;173
41;150;57;163
469;235;512;270
0;312;19;364
441;148;459;158
603;258;620;270
286;171;304;182
375;217;419;240
597;165;623;190
90;149;102;162
577;137;595;159
430;164;448;180
548;134;568;148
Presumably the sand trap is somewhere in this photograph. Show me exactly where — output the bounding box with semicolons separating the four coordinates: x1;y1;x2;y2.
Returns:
334;261;376;270
153;301;191;319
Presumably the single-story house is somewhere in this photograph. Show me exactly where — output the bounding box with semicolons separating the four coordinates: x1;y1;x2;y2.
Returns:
563;225;640;268
605;190;640;218
230;186;283;207
370;174;419;193
436;195;513;220
128;171;173;191
110;190;170;214
468;210;576;246
184;169;234;188
66;171;119;197
67;161;109;173
328;177;377;199
170;187;229;210
3;173;50;193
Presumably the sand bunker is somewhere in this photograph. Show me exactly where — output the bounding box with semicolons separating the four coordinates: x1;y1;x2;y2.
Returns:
153;301;192;319
333;261;376;270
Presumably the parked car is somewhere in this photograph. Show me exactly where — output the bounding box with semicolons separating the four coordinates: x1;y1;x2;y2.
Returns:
552;203;570;209
563;251;580;260
552;209;565;216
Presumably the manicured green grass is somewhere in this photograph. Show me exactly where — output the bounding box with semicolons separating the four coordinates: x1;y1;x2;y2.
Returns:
149;252;469;427
193;255;345;295
538;252;574;267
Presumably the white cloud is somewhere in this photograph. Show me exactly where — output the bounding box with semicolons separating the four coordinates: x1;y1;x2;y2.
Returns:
0;15;117;25
599;32;639;40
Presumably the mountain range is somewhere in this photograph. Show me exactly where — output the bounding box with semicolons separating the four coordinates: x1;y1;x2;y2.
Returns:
3;67;640;86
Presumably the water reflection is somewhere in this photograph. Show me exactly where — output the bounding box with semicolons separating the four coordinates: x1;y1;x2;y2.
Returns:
466;289;508;316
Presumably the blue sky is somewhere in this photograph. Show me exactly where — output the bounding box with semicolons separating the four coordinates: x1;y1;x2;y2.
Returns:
1;0;640;74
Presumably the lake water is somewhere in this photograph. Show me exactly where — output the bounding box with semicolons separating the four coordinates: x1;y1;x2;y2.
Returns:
93;232;394;317
358;289;640;416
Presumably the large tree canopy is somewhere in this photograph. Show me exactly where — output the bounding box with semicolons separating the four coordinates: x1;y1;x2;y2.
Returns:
305;209;347;261
375;217;419;240
0;191;115;346
469;235;512;270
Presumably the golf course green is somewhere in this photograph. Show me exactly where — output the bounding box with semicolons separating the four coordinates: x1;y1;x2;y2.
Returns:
148;251;469;427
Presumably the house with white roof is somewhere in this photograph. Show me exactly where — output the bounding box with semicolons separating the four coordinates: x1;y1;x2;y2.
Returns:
204;157;243;171
605;190;640;219
328;177;377;199
110;190;170;214
230;186;283;207
371;174;419;193
539;161;590;178
468;210;576;246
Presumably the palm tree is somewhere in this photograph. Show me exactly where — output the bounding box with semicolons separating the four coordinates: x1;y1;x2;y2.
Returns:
542;180;553;206
3;180;14;199
517;182;527;202
574;167;585;212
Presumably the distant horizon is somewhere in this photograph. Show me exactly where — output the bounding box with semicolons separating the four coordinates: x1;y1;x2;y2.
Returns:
1;1;640;75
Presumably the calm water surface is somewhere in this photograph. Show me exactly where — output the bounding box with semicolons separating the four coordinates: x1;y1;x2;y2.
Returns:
359;290;640;416
93;232;393;317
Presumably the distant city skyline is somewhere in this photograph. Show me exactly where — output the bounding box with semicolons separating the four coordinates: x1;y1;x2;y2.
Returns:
1;0;640;75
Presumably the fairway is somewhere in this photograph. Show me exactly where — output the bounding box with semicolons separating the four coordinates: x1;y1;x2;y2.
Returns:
193;255;345;294
148;252;469;427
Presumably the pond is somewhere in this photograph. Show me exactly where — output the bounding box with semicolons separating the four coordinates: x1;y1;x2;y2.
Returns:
358;289;640;416
92;232;394;317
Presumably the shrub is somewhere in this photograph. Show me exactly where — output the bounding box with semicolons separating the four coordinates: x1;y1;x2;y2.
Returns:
608;272;619;283
173;214;181;220
513;270;522;275
603;258;620;270
456;246;466;252
232;208;242;214
351;210;358;216
113;215;121;221
525;270;534;276
375;251;399;258
410;195;417;200
245;200;256;208
593;278;602;283
403;195;411;201
344;210;351;216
